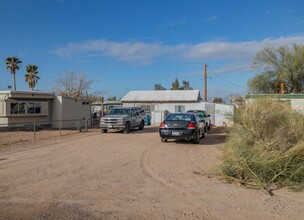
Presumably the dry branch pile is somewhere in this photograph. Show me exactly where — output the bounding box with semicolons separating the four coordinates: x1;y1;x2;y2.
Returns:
221;98;304;194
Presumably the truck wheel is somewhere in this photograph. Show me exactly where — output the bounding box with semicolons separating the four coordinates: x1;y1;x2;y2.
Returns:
193;131;200;144
161;137;167;142
123;122;131;134
139;120;144;130
101;129;108;133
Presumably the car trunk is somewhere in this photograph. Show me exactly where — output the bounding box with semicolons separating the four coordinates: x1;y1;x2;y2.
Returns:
164;120;192;130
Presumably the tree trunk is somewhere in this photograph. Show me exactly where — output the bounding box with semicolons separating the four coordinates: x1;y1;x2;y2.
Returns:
13;73;16;91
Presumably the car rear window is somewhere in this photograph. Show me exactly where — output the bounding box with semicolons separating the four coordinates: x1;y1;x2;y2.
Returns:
166;114;194;121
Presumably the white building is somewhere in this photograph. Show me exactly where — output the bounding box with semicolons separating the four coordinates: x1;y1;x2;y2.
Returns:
0;91;91;129
121;90;234;126
246;94;304;114
52;96;91;128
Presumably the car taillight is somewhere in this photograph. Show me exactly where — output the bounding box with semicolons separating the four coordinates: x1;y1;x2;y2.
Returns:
188;122;196;129
160;122;165;128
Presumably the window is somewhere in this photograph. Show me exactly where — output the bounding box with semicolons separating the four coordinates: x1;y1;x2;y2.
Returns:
140;105;151;115
27;103;35;114
167;114;194;121
18;103;25;114
35;103;41;114
10;101;43;115
11;102;26;114
175;105;185;113
11;103;18;114
134;109;140;116
109;108;131;115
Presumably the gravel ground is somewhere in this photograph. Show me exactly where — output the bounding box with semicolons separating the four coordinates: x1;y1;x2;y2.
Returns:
0;127;303;220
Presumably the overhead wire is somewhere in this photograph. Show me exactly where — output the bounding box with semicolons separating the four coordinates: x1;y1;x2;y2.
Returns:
208;75;222;98
207;65;247;93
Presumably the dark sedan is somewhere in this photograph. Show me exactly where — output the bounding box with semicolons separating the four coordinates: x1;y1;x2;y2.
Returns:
159;113;205;144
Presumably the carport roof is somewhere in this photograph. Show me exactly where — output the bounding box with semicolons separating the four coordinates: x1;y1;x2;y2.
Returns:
121;90;202;103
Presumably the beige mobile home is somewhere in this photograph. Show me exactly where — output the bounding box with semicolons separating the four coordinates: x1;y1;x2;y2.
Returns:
0;91;91;129
0;91;54;128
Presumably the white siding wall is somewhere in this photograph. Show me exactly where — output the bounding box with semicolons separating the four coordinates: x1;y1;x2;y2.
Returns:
214;104;234;126
52;96;91;128
291;99;304;114
0;117;8;127
62;97;91;128
51;96;63;128
247;98;304;114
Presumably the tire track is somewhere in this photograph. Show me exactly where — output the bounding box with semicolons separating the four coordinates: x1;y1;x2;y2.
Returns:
139;143;217;220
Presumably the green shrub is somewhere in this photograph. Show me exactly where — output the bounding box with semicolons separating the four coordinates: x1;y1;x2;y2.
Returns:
221;98;304;194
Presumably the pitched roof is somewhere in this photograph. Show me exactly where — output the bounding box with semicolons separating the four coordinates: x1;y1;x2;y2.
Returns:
121;90;201;103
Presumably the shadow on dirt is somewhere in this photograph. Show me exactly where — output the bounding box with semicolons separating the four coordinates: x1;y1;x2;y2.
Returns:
103;126;159;135
160;127;227;146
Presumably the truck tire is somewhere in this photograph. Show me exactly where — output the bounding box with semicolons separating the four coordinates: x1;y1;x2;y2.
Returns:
139;120;144;130
123;122;131;134
193;131;200;144
101;129;108;133
161;137;167;142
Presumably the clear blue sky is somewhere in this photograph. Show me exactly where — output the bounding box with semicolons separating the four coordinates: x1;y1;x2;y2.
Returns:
1;0;304;100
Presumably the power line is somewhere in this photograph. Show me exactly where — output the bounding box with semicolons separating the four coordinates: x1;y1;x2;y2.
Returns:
208;76;222;97
208;73;246;93
208;66;248;90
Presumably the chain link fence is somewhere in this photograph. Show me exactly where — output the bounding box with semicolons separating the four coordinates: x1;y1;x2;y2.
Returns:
0;118;94;146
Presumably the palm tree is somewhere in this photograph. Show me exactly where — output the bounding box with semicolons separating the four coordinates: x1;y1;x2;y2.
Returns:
5;57;22;91
25;64;40;91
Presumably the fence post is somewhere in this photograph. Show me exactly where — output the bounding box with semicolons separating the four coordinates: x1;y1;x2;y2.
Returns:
34;122;36;140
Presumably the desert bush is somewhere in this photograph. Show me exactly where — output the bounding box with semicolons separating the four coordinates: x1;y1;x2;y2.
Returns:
221;98;304;194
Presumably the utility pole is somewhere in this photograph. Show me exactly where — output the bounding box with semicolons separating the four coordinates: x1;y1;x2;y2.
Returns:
204;63;207;102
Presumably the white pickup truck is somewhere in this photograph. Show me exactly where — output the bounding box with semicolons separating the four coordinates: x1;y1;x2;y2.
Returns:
99;107;145;134
186;110;212;131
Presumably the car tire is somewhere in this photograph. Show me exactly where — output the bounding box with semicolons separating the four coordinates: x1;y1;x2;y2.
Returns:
193;131;200;144
123;122;131;134
139;120;144;130
101;129;108;133
161;137;167;143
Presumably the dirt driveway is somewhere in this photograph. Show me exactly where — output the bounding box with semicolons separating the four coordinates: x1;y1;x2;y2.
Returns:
0;127;303;220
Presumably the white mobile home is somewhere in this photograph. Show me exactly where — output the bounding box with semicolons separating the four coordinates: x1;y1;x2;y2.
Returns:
246;94;304;113
52;96;91;128
121;90;234;126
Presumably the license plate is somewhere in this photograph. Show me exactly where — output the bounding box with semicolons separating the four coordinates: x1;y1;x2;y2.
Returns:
172;131;180;136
